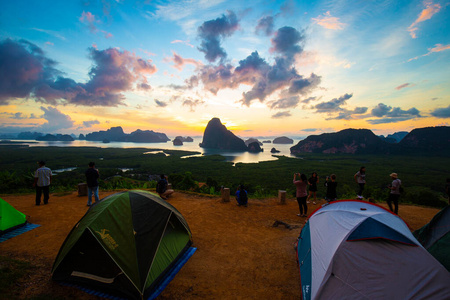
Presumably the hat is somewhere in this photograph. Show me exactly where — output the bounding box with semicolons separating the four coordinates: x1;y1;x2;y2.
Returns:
389;173;398;178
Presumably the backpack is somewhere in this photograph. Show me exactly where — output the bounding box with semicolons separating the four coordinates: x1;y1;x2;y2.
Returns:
156;179;167;193
239;190;248;204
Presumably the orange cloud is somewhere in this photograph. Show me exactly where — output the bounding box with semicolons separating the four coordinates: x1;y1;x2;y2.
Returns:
312;11;345;30
408;43;450;61
408;1;441;38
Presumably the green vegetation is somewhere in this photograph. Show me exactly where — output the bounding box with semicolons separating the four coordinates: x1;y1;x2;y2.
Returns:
0;146;448;208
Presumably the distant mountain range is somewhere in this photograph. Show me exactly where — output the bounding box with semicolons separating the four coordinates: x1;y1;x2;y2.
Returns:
81;126;170;143
290;126;449;155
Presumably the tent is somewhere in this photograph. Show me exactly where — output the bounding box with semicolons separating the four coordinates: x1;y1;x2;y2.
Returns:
0;197;27;235
296;200;450;300
52;190;194;300
413;205;450;271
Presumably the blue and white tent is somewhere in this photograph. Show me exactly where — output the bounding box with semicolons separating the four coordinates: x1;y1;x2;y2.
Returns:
296;200;450;300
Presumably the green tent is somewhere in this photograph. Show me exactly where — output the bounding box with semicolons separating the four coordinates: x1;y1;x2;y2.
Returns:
0;198;27;235
52;190;193;299
413;205;450;271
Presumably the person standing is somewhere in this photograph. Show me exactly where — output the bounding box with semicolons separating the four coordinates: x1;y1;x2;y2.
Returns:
33;161;52;205
324;174;338;203
85;162;100;206
306;172;319;205
354;166;366;200
294;173;308;217
387;173;401;214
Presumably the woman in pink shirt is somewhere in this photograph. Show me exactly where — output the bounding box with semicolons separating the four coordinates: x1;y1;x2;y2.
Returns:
293;173;308;217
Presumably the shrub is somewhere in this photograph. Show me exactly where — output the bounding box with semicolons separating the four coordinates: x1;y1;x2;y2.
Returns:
401;186;447;208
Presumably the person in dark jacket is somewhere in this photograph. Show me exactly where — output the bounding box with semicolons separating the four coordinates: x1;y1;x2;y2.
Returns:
85;162;100;206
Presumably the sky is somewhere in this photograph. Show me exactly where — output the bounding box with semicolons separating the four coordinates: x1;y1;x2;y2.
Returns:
0;0;449;138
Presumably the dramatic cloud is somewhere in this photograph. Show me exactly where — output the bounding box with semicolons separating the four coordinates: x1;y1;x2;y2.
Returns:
0;39;61;105
255;16;275;36
82;120;100;127
272;111;291;119
154;99;167;107
408;43;450;62
368;103;421;124
182;98;205;112
312;11;346;30
268;96;299;109
314;93;353;112
0;39;157;106
197;10;239;63
187;25;320;107
36;106;74;132
408;1;441;38
165;52;202;71
430;105;450;118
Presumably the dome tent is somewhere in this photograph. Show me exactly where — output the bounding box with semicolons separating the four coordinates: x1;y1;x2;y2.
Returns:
413;205;450;271
52;190;194;299
296;200;450;300
0;197;27;235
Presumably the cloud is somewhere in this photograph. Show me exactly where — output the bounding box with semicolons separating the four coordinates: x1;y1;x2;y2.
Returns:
36;106;74;132
430;105;450;118
301;128;319;132
255;15;275;36
197;10;239;63
165;52;202;71
268;96;299;109
79;11;113;39
301;96;317;104
312;11;346;30
314;93;353;112
182;98;205;112
79;11;99;33
171;39;194;48
0;39;60;105
270;26;304;59
368;103;422;124
327;107;368;120
408;1;441;38
154;99;167;107
82;120;100;127
272;111;291;119
188;26;320;107
395;83;411;90
0;39;157;106
31;28;66;41
408;43;450;62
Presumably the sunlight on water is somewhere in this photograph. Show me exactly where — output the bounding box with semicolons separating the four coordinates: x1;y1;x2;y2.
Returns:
21;138;301;164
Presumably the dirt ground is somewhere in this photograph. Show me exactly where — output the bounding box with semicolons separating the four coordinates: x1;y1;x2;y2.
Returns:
0;191;441;300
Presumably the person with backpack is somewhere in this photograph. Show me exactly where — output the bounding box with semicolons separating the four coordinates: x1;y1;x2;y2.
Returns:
156;174;173;200
235;185;248;207
387;173;402;214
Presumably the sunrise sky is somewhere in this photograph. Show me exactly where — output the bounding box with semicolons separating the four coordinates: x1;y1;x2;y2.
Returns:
1;0;449;138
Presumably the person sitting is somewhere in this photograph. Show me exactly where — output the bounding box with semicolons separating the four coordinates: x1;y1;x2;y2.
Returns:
156;174;174;200
235;185;248;207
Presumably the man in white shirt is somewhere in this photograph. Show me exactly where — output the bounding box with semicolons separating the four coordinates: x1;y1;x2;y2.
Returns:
34;161;52;205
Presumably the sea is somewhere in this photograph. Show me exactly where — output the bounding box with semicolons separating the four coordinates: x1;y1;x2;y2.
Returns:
11;137;301;164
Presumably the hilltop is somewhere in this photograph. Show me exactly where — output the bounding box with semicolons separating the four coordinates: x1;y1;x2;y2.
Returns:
0;191;439;299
